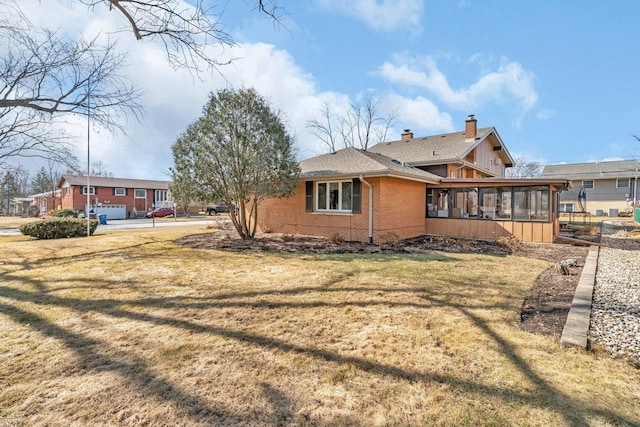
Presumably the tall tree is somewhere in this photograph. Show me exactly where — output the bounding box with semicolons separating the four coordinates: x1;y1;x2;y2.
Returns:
0;170;20;214
308;94;400;151
0;0;283;165
171;88;300;240
0;10;143;165
168;168;197;218
75;0;283;72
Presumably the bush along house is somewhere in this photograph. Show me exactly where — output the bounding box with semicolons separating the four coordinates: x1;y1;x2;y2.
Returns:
259;115;571;243
56;175;173;219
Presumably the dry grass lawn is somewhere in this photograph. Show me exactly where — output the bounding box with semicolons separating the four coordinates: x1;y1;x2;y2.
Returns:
1;228;639;426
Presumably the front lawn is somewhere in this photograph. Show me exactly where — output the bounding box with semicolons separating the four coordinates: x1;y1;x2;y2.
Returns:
0;229;638;426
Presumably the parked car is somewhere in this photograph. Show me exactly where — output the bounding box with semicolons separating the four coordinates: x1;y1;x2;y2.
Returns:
146;207;175;218
206;202;234;215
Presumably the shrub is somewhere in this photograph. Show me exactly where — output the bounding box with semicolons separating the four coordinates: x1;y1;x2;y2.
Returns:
50;208;77;218
330;233;344;245
20;218;98;239
497;235;523;252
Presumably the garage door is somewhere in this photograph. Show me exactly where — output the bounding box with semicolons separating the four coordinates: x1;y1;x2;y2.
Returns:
96;205;127;220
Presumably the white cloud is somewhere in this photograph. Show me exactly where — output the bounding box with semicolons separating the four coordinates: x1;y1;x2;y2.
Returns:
536;108;556;120
379;54;538;122
384;94;454;135
7;0;337;179
314;0;424;32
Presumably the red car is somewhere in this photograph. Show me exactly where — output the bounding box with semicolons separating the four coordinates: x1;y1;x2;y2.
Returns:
146;207;174;218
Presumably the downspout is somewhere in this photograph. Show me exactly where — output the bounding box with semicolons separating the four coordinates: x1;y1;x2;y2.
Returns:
359;175;373;243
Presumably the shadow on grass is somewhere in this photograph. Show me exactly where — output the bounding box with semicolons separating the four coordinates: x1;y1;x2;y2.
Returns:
0;272;636;427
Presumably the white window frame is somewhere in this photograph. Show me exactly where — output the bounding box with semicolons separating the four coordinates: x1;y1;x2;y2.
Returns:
559;203;574;213
616;178;630;188
316;180;353;212
114;187;126;196
134;189;146;198
582;180;594;189
155;190;168;202
81;186;96;195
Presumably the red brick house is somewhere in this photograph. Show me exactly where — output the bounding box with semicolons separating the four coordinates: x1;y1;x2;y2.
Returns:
259;116;571;243
57;175;172;219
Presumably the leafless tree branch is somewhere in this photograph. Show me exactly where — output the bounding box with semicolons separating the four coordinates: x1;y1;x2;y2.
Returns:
0;12;142;165
77;0;284;72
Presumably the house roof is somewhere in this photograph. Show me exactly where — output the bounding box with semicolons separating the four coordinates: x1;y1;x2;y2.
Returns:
58;175;171;190
541;160;640;180
368;127;515;168
300;148;441;183
439;177;572;190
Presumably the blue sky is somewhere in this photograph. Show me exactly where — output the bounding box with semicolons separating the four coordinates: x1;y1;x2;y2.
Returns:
14;0;640;179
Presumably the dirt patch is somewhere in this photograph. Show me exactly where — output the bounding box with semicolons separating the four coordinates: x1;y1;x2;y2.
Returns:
175;231;590;342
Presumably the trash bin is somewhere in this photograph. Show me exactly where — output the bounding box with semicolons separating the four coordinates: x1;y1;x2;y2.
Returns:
98;214;107;225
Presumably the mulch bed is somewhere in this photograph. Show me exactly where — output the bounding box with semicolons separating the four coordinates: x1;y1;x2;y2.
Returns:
175;232;591;342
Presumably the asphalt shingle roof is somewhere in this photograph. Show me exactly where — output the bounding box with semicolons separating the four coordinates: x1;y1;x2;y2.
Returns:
60;175;170;189
300;148;441;183
368;127;495;164
541;160;640;180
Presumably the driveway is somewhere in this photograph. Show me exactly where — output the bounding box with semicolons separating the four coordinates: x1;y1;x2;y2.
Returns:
0;216;226;236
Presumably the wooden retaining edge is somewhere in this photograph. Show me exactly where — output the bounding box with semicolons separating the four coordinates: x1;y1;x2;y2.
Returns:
555;234;604;246
560;245;600;348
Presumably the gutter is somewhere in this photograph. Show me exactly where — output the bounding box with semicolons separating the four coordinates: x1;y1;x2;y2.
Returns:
359;175;373;243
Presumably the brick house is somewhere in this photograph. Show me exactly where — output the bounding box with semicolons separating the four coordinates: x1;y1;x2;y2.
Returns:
259;116;571;243
541;160;640;216
57;175;172;219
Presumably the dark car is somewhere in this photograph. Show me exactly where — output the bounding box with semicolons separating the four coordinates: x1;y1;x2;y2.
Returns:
206;202;233;215
146;207;175;218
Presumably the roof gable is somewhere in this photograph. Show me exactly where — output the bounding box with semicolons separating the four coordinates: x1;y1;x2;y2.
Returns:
368;126;514;167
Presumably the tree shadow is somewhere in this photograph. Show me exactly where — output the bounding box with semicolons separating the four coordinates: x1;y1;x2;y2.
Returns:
0;260;636;425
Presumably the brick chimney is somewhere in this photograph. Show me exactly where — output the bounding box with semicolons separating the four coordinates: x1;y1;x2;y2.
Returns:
401;129;414;141
465;115;477;141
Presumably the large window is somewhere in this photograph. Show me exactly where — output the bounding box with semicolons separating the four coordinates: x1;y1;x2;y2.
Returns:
316;181;352;211
428;185;548;222
450;188;478;218
427;189;450;217
617;178;630;188
155;190;168;202
560;203;574;213
81;186;96;195
514;186;549;221
478;187;512;220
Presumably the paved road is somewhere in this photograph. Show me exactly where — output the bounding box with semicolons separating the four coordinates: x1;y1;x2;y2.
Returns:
0;217;224;236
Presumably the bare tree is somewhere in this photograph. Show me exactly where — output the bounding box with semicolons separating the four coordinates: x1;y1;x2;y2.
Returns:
0;0;283;165
505;156;542;178
90;161;113;177
307;94;400;151
307;103;340;152
0;12;143;165
77;0;283;72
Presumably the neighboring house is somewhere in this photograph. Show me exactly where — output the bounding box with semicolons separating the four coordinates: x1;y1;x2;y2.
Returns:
541;160;640;216
29;190;62;215
259;116;571;243
57;175;173;219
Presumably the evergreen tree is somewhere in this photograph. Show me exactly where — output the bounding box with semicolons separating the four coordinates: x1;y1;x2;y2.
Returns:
171;88;300;240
